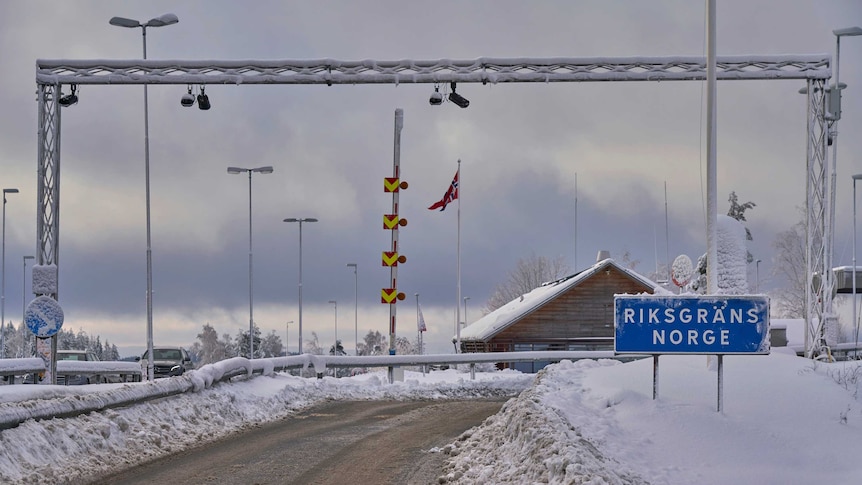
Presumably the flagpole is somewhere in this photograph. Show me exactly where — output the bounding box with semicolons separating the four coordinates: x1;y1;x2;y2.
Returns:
574;172;578;270
456;159;462;353
426;162;461;352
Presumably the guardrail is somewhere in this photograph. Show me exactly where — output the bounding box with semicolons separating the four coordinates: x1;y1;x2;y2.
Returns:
0;351;639;430
1;351;635;384
247;350;641;382
0;358;142;384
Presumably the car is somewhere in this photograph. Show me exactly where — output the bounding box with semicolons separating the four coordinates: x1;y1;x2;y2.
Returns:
138;346;194;378
56;349;103;385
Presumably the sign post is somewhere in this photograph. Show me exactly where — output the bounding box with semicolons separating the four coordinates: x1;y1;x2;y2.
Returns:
615;295;769;411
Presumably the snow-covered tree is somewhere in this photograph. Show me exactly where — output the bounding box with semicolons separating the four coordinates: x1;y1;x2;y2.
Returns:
192;323;231;365
222;332;238;359
727;191;756;263
617;250;641;271
0;322;8;357
100;341;120;361
235;324;263;359
259;330;283;358
357;330;386;356
715;215;748;294
689;192;756;294
328;339;347;356
304;332;323;355
771;217;806;319
688;215;749;294
394;336;415;355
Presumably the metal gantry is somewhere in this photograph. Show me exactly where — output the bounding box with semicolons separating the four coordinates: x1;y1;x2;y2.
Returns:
37;55;829;85
35;54;833;358
803;79;837;358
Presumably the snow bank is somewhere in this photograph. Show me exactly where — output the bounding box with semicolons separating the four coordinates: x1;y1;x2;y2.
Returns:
439;360;647;484
0;369;533;485
440;354;862;484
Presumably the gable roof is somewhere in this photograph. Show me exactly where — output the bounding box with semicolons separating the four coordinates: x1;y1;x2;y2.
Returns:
459;258;667;342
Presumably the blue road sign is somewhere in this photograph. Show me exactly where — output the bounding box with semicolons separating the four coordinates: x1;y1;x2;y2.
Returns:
25;295;65;338
614;295;769;354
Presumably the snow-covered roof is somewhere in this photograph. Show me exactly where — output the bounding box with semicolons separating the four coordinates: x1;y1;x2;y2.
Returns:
460;258;665;342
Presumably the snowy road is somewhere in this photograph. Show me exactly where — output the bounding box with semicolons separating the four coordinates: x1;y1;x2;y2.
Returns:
86;399;507;485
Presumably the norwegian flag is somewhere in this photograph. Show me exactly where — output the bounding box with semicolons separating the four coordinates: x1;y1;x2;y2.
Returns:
428;168;459;211
418;305;427;332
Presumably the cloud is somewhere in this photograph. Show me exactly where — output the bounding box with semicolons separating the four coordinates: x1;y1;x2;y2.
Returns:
1;0;860;356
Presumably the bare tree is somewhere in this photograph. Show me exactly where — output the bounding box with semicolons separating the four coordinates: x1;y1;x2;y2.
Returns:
304;331;323;355
771;218;806;319
484;253;570;313
617;249;641;271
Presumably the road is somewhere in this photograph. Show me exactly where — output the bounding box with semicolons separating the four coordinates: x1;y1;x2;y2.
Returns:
88;399;506;485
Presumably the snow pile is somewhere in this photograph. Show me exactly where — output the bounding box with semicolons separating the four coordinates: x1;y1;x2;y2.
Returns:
0;369;532;485
441;353;862;484
716;214;748;294
438;360;647;484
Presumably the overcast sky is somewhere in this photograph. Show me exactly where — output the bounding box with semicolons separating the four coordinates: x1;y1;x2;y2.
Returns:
1;1;860;356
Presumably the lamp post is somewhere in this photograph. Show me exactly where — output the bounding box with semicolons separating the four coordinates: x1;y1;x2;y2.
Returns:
109;13;179;381
22;255;34;357
285;320;293;356
755;259;762;293
227;166;274;359
835;27;862;358
328;300;338;354
1;188;18;359
853;174;862;357
284;217;318;354
831;27;862;120
346;263;358;355
415;293;421;355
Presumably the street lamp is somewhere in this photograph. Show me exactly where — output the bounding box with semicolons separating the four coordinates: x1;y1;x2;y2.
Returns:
109;13;179;381
463;296;471;327
1;188;18;359
227;166;274;359
346;263;358;355
284;217;318;354
22;255;34;357
415;293;421;355
853;174;862;357
755;259;762;293
836;27;862;357
328;300;338;354
830;27;862;121
285;320;293;356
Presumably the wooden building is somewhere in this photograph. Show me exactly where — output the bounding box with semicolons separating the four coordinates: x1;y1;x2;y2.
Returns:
459;256;662;371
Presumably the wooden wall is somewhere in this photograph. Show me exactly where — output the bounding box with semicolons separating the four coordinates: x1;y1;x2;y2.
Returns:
463;264;654;353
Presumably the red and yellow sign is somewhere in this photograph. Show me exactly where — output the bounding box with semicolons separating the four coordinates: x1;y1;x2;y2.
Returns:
383;214;400;230
381;288;398;304
384;178;400;193
382;251;399;266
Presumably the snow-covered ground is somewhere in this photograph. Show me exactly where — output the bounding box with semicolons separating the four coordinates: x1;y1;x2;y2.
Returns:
1;351;861;484
440;350;862;484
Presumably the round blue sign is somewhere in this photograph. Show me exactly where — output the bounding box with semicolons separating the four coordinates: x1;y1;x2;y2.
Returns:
25;296;65;338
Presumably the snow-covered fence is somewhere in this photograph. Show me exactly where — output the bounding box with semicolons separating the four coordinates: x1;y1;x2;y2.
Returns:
0;358;44;380
0;351;634;429
0;358;142;384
